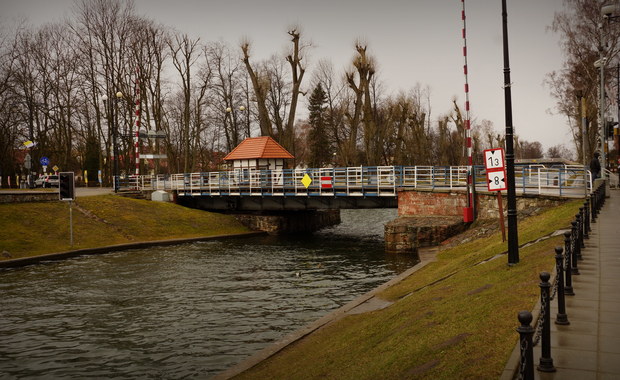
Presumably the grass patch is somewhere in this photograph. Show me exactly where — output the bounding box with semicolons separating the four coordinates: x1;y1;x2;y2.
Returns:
234;200;581;380
0;195;250;259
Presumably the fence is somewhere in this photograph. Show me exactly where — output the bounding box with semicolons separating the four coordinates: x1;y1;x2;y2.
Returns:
114;164;591;198
514;181;606;379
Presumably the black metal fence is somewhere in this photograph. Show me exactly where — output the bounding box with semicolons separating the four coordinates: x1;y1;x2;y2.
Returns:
515;181;606;380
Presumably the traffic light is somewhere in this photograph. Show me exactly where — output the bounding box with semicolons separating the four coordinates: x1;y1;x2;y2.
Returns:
59;172;75;201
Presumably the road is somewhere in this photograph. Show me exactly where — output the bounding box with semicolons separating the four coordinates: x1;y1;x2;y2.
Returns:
0;187;113;197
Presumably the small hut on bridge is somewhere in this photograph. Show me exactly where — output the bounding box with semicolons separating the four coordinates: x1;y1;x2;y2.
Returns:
223;136;294;171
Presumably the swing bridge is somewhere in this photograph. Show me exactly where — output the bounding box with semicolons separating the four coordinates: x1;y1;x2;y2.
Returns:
115;164;593;211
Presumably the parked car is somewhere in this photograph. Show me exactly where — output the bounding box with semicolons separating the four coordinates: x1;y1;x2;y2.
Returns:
34;175;59;188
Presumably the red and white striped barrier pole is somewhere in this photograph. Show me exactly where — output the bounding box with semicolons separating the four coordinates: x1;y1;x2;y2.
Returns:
462;0;475;222
134;68;141;176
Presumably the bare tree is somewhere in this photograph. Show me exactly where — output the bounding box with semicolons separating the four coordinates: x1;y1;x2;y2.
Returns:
241;40;273;138
168;32;201;172
548;0;620;163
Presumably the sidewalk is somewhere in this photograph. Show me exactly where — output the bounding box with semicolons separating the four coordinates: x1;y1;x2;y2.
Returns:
534;189;620;379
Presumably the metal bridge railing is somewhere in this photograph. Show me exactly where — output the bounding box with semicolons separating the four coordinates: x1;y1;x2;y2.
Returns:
117;165;591;198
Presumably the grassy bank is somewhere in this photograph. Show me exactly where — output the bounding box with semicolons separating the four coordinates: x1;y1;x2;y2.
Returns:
234;200;581;379
0;195;250;260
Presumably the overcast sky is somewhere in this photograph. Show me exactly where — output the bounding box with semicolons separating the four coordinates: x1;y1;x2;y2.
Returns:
1;0;569;152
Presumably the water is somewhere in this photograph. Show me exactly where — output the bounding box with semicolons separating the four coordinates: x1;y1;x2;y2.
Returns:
0;209;417;379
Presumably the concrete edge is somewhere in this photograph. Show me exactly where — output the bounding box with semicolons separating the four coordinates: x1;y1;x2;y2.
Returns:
0;231;265;269
213;250;437;380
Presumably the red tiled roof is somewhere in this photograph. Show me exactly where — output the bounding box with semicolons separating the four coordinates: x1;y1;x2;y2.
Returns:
224;136;294;161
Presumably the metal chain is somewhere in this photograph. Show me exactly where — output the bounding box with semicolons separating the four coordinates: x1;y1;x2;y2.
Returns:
517;336;528;380
532;295;546;347
550;272;558;301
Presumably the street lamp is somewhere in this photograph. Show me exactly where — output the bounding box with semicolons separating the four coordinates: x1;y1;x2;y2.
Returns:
502;0;519;265
101;91;123;192
599;2;620;177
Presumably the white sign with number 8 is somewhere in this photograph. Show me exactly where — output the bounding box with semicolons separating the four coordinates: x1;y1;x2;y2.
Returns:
486;170;507;191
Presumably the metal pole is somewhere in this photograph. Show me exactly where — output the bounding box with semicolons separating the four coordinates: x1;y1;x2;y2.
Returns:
69;200;73;248
599;22;607;176
461;0;475;222
582;96;588;197
113;96;119;193
502;0;519;264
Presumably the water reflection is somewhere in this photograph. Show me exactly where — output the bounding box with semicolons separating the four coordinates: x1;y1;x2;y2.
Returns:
0;209;416;378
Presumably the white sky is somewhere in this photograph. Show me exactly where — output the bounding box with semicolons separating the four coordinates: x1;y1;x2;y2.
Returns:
1;0;569;152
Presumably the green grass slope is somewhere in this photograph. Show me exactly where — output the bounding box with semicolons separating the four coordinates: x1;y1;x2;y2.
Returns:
234;200;581;380
0;195;250;260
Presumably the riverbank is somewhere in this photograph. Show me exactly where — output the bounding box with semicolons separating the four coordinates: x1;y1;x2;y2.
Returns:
0;194;252;263
224;200;582;379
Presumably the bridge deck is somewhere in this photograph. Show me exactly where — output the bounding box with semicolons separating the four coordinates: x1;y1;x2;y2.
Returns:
117;165;592;208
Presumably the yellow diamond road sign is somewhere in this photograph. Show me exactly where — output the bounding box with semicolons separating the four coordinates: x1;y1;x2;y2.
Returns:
301;173;312;189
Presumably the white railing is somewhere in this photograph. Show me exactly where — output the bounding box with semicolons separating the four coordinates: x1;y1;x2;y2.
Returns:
115;165;591;198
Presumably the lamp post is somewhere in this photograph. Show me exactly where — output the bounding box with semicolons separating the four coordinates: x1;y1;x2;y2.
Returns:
502;0;519;265
595;50;607;178
599;2;620;176
101;91;123;192
576;90;588;197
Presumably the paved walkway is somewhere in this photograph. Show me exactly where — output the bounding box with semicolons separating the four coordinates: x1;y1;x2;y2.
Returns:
533;188;620;379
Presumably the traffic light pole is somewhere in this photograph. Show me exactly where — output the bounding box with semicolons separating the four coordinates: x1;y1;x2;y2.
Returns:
59;172;75;248
69;201;73;248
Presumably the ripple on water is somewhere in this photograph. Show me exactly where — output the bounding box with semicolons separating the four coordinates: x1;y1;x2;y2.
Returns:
0;209;416;378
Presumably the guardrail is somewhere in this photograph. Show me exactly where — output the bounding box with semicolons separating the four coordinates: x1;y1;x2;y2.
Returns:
114;165;591;198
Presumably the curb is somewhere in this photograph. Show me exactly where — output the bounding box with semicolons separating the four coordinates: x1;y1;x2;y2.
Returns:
0;231;265;269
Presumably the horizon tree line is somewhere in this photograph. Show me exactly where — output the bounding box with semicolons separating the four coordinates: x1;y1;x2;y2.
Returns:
0;0;568;186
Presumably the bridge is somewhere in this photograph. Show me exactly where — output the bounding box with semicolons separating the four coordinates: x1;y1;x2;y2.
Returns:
118;164;593;211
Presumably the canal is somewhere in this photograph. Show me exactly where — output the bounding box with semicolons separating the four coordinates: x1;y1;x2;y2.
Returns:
0;209;418;378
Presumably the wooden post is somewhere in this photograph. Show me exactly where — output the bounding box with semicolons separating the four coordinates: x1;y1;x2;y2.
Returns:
497;191;506;242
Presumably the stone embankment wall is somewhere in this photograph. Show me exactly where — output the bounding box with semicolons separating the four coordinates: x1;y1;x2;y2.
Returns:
386;189;568;257
234;210;341;234
0;192;58;203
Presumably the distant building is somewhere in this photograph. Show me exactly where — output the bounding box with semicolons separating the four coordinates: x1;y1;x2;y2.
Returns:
224;136;294;171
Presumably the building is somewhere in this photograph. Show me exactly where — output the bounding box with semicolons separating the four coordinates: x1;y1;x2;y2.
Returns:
224;136;294;170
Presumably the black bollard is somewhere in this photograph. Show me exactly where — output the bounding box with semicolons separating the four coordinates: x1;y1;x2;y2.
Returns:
564;231;575;294
583;200;590;238
577;210;585;249
555;247;570;326
517;311;535;380
538;271;556;372
572;220;582;261
591;192;597;223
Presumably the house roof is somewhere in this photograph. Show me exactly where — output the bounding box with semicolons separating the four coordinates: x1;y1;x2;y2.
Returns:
224;136;294;161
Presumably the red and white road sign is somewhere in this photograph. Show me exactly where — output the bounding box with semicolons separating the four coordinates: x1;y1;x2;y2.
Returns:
484;148;505;170
483;148;508;192
320;176;333;189
486;170;507;192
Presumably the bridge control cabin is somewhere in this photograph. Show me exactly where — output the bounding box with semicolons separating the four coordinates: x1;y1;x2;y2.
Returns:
223;136;294;171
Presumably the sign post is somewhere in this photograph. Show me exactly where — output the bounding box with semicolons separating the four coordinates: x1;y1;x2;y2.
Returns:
484;148;508;242
40;156;49;176
59;172;75;247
